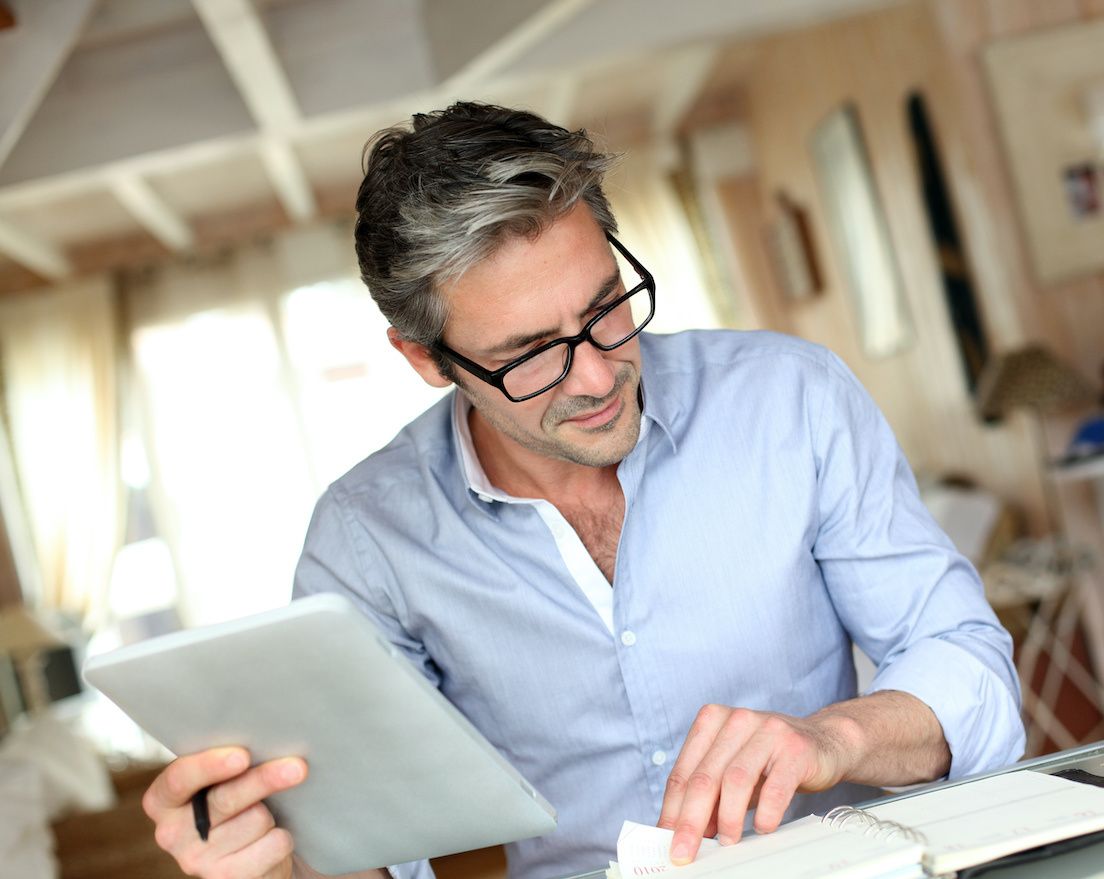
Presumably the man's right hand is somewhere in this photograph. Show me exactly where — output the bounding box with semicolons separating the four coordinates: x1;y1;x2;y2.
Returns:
142;746;307;878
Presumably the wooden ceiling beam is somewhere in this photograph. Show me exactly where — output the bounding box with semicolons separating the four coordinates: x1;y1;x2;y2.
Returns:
0;217;71;280
190;0;316;221
0;184;365;296
109;173;195;252
438;0;595;94
258;140;315;223
190;0;298;132
0;259;44;295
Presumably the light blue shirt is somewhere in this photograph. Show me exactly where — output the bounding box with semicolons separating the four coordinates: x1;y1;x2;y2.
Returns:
293;330;1024;879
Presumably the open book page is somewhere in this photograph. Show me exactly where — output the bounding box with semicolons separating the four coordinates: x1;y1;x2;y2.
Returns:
613;818;924;879
615;821;722;875
868;770;1104;875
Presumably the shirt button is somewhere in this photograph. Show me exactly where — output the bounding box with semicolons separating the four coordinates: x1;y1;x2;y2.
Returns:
476;493;493;503
620;630;637;646
651;750;667;766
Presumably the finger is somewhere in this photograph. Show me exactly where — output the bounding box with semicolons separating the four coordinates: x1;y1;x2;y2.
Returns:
658;705;730;831
210;801;278;854
215;827;296;879
206;757;308;828
702;804;719;841
715;725;781;845
669;711;762;864
751;733;816;834
171;803;277;876
143;748;250;818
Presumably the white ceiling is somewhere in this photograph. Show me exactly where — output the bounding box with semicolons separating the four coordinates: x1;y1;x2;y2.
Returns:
0;0;901;291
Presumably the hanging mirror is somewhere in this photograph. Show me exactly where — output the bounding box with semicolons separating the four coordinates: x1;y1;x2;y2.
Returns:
810;103;915;359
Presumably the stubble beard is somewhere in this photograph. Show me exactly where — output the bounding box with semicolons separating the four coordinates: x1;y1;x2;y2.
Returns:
462;363;642;469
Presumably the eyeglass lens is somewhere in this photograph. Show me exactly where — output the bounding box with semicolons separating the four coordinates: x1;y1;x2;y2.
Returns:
500;286;652;399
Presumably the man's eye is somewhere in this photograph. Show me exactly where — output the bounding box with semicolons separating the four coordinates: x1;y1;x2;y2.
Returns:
591;283;626;315
590;296;618;317
499;345;542;365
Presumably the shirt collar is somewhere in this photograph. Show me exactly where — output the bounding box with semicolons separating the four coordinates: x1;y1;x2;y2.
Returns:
452;392;518;505
638;334;680;453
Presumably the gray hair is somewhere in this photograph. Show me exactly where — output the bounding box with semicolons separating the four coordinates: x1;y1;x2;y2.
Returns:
353;102;618;359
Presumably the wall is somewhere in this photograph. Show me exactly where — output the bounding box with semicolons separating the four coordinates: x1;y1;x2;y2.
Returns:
702;0;1104;530
931;0;1104;379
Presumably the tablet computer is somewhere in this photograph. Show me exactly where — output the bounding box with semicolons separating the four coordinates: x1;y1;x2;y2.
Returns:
82;593;557;875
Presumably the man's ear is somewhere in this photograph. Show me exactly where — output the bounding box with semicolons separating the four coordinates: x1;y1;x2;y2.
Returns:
386;327;453;389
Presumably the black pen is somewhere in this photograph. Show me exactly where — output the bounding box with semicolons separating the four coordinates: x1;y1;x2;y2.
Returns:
192;786;212;842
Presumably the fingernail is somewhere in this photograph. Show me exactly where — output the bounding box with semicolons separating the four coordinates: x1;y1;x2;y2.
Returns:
718;834;735;846
281;761;304;783
226;751;248;772
670;844;690;865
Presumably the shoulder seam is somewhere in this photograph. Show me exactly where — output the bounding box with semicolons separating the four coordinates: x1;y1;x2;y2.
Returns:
324;483;405;622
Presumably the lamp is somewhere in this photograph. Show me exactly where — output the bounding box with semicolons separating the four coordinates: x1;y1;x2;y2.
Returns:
0;605;72;722
0;605;64;655
976;343;1096;538
976;346;1102;754
976;345;1096;424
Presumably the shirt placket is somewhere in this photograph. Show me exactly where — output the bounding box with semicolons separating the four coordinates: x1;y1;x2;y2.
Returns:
610;425;679;807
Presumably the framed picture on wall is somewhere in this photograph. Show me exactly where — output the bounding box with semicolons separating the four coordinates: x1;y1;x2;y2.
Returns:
765;191;823;301
985;19;1104;285
810;103;915;359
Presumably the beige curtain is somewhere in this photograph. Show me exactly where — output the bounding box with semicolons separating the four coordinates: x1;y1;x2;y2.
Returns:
124;247;308;626
605;145;723;333
122;226;353;626
0;277;122;626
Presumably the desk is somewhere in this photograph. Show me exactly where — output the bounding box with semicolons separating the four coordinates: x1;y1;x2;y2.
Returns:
873;744;1104;879
560;741;1104;879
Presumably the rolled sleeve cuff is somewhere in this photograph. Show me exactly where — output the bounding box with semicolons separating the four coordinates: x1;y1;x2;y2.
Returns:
866;637;1025;778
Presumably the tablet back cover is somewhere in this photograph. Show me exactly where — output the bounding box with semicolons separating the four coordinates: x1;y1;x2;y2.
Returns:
83;593;556;874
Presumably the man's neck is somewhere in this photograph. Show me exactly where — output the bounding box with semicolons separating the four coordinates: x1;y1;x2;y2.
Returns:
467;399;628;585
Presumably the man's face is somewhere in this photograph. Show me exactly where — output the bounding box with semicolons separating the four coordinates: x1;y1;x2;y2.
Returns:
438;204;644;470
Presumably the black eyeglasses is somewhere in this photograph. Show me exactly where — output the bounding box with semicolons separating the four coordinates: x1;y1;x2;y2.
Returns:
433;233;655;402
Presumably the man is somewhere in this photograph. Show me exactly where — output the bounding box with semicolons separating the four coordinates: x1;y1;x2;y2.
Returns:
142;102;1024;879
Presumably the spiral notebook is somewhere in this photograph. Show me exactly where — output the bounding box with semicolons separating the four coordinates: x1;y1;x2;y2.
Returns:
611;769;1104;879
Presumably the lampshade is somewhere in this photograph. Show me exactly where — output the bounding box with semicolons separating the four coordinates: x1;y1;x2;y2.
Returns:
0;605;64;656
975;345;1096;422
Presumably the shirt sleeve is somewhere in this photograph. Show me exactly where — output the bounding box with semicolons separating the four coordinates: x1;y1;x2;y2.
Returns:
810;351;1025;778
292;486;440;879
292;484;442;688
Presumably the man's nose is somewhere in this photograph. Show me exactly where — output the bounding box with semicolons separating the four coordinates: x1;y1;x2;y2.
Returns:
560;339;616;399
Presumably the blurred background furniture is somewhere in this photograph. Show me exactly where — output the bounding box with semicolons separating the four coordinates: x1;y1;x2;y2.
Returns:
0;605;82;725
976;345;1104;756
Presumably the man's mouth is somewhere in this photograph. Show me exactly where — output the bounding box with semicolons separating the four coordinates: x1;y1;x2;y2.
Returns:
564;395;623;430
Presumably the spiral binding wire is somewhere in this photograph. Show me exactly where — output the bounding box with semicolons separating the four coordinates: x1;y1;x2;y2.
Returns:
822;806;929;845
